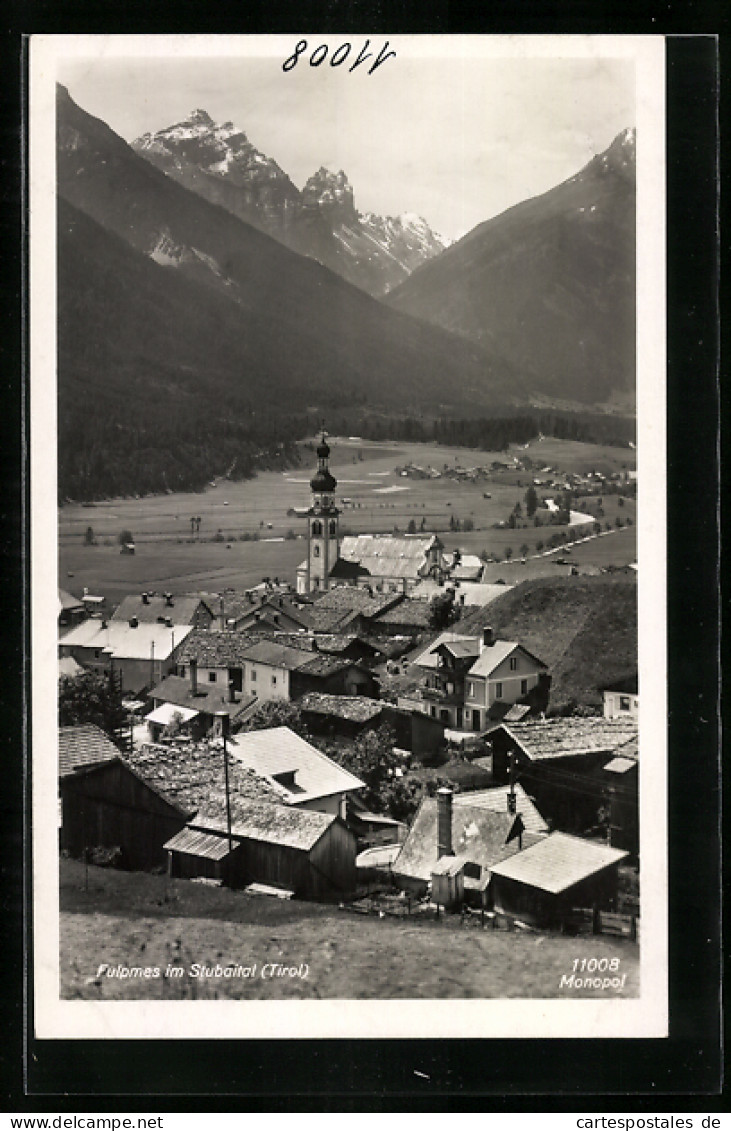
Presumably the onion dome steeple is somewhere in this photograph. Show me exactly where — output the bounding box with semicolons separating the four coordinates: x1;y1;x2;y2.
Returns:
310;431;337;494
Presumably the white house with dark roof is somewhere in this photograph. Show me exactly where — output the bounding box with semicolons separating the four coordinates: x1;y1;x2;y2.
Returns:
411;626;548;731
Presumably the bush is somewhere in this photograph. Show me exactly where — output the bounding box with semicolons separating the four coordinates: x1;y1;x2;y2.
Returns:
118;529;133;546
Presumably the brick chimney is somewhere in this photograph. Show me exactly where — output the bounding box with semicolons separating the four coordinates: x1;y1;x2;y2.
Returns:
190;658;198;695
437;787;453;858
482;626;494;649
141;592;150;605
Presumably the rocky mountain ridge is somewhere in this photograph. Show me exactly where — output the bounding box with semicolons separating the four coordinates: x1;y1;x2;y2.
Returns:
132;109;449;295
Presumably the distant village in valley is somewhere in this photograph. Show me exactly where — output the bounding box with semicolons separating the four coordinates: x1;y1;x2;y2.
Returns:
59;436;640;999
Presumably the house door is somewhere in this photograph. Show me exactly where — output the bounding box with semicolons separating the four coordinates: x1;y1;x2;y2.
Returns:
228;667;243;693
473;709;481;731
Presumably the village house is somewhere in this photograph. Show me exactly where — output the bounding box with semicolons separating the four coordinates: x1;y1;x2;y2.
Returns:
111;591;216;630
58;618;193;694
58;736;282;871
304;586;404;634
145;671;259;741
600;673;639;719
227;725;365;818
393;786;545;906
297;692;445;758
410;626;548;731
216;590;314;633
176;630;378;704
488;717;639;845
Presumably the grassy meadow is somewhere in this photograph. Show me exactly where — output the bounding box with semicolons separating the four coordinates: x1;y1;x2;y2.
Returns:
59;436;636;603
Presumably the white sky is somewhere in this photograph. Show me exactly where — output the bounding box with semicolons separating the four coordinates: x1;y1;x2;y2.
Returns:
57;38;634;241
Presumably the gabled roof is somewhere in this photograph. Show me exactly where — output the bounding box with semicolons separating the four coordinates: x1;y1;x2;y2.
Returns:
411;632;477;671
393;796;543;888
305;588;403;632
432;639;481;660
229;725;364;803
120;740;282;817
193;798;338;852
490;832;629;894
468;641;547;678
59;724;120;778
58;619;193;660
453;784;549;836
339;535;440;580
294;653;356;679
499;718;639;761
59;587;84;611
299;692;384;724
112;593;214;625
242;639;323;672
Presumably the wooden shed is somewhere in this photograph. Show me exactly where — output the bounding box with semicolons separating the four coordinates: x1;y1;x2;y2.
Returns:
489;832;629;928
59;737;282;872
165;801;358;901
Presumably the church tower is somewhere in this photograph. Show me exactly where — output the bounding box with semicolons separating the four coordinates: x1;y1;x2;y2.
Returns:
306;433;340;592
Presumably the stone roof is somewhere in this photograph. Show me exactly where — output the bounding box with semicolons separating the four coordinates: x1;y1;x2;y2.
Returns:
298;692;384;724
122;739;282;817
59;724;120;779
177;629;263;667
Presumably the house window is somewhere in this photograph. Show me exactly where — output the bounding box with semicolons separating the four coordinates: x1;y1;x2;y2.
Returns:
251;669;256;681
430;706;436;718
271;676;277;686
619;696;631;711
467;681;475;698
495;682;503;699
208;672;217;683
329;520;337;536
521;679;528;695
312;520;322;537
313;545;320;558
510;657;518;671
94;649;101;659
179;666;186;678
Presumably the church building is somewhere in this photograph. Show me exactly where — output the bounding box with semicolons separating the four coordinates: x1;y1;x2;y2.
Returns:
296;435;445;596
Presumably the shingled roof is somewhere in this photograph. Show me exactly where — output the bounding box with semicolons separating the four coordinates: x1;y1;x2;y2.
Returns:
176;630;263;667
148;673;257;722
59;724;121;779
122;740;282;817
193;798;337;852
306;587;403;632
299;692;385;724
501;717;639;761
453;783;549;836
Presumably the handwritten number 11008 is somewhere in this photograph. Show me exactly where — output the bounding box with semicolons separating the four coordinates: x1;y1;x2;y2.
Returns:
283;40;396;75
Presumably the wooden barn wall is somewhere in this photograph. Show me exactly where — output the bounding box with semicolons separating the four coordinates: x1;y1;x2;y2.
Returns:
60;763;187;870
230;837;310;897
309;822;357;899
